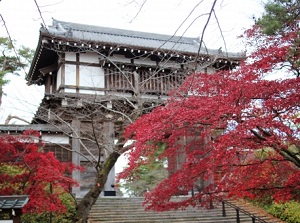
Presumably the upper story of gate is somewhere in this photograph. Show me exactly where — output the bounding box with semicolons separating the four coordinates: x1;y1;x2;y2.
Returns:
26;19;245;99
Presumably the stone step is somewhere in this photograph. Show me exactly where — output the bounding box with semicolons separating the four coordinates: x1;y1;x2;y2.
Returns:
89;218;253;223
86;197;281;223
89;214;255;222
89;212;239;219
90;208;239;216
89;220;257;223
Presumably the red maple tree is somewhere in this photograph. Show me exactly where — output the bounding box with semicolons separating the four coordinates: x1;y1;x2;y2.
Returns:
119;17;300;210
0;130;79;214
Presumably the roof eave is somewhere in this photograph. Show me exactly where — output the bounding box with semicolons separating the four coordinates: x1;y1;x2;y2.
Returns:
26;30;44;84
38;31;246;60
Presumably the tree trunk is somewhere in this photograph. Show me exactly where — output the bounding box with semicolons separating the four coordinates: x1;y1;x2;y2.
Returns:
74;151;120;223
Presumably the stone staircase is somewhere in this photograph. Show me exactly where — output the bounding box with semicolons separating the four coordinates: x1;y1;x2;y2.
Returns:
88;197;284;223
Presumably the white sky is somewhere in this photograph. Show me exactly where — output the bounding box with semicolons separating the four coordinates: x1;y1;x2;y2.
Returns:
0;0;265;124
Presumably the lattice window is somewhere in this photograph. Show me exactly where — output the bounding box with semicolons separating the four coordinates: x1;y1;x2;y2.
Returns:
43;145;72;162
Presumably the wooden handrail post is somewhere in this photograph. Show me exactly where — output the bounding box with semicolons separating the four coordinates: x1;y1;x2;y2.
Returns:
236;208;240;223
222;201;226;217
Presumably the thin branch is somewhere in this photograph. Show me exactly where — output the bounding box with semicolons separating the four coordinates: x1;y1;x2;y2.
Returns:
4;115;30;124
129;0;147;23
194;0;218;70
33;0;48;32
213;9;228;57
158;0;204;50
0;14;23;71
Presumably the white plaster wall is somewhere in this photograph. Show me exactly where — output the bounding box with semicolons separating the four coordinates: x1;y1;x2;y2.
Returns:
104;166;116;191
57;67;62;88
79;89;105;95
104;54;130;64
19;137;39;143
159;60;181;69
207;67;215;74
65;88;77;93
107;92;132;98
141;94;158;99
79;65;105;88
65;64;77;85
65;52;76;62
194;66;206;73
134;57;157;66
102;54;157;67
42;135;69;144
80;52;99;63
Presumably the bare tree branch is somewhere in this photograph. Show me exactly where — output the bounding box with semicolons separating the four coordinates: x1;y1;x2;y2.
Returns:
129;0;147;23
33;0;48;32
213;9;228;57
4;115;30;124
195;0;218;69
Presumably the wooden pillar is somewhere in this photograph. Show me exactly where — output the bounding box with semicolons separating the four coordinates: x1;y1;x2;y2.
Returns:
72;119;81;197
45;75;51;93
133;71;140;95
76;53;80;94
60;53;65;93
52;73;57;93
12;214;21;223
103;121;116;196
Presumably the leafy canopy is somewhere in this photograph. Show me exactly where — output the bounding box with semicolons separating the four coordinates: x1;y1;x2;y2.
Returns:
0;37;34;106
120;143;168;197
0;37;33;83
0;130;80;214
257;0;299;35
119;0;300;211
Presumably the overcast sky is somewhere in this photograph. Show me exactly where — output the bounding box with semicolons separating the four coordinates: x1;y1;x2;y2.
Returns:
0;0;265;124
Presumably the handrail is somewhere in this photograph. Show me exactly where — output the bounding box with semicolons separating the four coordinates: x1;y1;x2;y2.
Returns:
222;200;269;223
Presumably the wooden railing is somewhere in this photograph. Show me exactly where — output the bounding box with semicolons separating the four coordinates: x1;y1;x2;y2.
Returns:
104;67;186;95
222;200;269;223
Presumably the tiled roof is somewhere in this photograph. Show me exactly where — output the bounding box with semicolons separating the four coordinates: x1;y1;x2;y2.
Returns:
0;195;29;209
26;19;245;84
45;19;244;58
0;124;69;133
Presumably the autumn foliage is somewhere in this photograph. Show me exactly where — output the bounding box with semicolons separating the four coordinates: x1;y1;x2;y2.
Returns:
119;17;300;210
0;130;79;214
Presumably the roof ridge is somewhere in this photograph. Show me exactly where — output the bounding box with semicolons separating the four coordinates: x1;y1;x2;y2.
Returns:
51;18;198;45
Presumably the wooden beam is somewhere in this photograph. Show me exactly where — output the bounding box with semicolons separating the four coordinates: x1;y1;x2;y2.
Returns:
76;53;80;94
39;63;58;76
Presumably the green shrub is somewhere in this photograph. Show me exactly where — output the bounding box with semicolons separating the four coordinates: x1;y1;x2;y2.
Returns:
267;201;300;223
22;193;76;223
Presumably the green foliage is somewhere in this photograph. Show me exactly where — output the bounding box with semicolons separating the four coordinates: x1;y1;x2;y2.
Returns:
0;212;10;220
257;0;300;35
22;193;76;223
1;157;76;222
255;0;300;77
267;201;300;223
121;143;168;197
254;147;276;160
1;160;76;222
0;132;78;214
0;36;34;93
250;199;300;223
0;164;27;194
0;163;25;175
